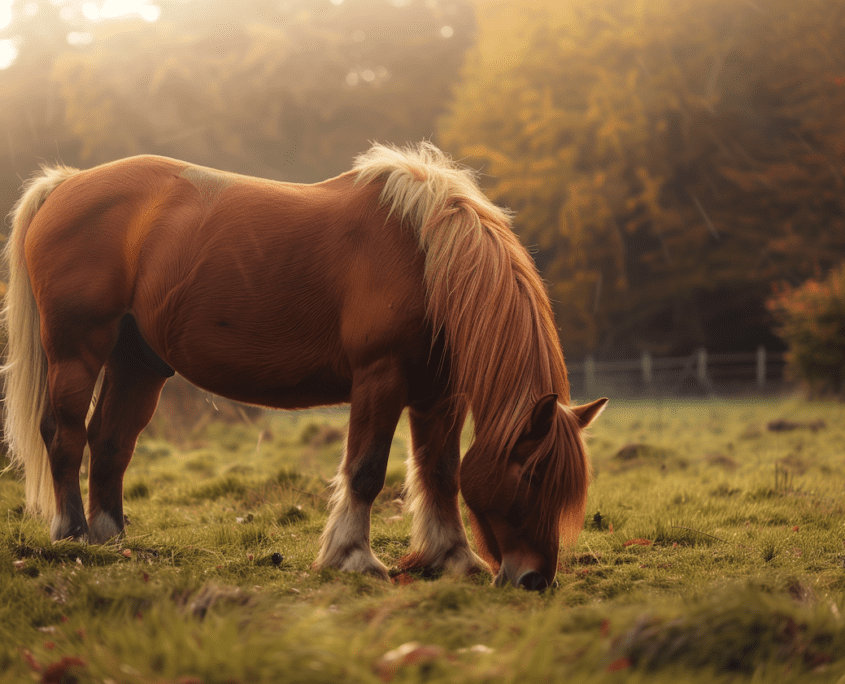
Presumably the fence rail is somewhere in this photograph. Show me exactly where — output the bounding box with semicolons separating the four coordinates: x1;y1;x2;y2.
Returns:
567;346;788;398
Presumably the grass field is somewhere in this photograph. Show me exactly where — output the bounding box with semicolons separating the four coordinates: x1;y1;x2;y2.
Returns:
2;397;845;683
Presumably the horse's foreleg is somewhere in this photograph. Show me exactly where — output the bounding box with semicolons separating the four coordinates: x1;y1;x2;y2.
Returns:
400;397;488;576
85;343;167;544
313;358;406;579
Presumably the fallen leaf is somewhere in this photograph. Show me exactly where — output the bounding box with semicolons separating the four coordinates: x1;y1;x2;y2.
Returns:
607;656;632;672
374;641;444;682
458;644;494;654
623;539;652;547
21;649;42;672
391;572;417;586
40;656;85;684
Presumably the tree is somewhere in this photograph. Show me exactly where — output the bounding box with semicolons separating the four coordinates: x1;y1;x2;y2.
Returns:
440;0;845;357
0;0;474;204
46;0;473;179
0;0;475;437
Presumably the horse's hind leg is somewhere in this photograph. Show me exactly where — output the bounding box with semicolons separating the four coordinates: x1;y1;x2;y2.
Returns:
400;396;488;576
44;352;110;542
313;358;406;579
85;321;168;544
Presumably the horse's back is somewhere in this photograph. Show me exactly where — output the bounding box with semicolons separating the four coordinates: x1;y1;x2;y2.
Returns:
151;171;430;405
24;155;431;408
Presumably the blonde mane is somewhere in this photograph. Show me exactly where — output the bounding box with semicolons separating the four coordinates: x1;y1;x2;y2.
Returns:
354;143;588;538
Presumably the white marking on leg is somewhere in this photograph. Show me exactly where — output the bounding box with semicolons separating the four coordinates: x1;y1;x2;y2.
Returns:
50;511;87;542
87;510;123;545
314;469;388;579
50;513;72;541
403;448;488;575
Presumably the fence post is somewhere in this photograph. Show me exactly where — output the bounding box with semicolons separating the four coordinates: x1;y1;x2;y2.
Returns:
696;347;715;395
641;351;653;391
757;345;766;388
585;355;596;398
696;348;707;384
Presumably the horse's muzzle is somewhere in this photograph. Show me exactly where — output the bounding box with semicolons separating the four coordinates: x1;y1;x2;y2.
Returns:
494;554;551;591
516;570;549;592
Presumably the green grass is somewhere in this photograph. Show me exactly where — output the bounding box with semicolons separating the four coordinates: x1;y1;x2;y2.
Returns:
2;399;845;683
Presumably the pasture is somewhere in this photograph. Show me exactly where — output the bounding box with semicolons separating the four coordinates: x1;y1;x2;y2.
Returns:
1;397;844;683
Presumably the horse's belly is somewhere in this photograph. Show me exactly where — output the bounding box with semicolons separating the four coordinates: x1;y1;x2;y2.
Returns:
179;360;353;409
159;322;353;409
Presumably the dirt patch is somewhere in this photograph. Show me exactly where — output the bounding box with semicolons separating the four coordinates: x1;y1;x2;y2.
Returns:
767;419;826;432
612;443;685;470
705;452;739;471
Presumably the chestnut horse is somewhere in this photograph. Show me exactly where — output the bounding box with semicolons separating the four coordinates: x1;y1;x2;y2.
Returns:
3;143;606;590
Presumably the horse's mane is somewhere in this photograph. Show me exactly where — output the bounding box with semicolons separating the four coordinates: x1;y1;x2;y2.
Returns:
354;142;589;540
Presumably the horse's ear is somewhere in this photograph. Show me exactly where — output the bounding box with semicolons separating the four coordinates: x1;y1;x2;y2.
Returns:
522;393;558;441
572;397;608;429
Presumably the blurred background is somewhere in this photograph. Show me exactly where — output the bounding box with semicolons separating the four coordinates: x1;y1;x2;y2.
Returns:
1;0;844;403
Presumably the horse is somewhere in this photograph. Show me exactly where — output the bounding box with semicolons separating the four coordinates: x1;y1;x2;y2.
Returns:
3;142;607;590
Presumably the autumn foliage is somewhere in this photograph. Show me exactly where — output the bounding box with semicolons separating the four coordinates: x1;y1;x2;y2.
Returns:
441;0;845;356
3;0;845;360
0;0;472;213
767;266;845;397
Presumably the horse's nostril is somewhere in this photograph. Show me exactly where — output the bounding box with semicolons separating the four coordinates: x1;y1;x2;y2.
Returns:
516;570;549;592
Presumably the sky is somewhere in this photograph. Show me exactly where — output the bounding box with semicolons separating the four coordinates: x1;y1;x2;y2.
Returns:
0;0;162;68
0;0;435;70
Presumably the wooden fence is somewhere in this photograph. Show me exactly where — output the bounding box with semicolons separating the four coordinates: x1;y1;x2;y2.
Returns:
567;347;789;398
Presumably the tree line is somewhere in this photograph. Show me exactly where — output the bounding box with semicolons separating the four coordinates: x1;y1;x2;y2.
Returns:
2;0;844;359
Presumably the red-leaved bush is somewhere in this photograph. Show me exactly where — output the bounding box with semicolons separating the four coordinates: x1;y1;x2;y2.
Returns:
767;265;845;397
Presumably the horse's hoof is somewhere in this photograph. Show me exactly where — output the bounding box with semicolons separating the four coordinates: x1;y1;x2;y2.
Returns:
50;514;88;543
87;512;125;545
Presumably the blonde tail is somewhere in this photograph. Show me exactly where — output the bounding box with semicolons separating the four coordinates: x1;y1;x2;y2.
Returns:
3;164;79;519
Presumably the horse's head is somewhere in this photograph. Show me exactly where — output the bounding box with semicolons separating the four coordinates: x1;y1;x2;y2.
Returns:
460;394;607;590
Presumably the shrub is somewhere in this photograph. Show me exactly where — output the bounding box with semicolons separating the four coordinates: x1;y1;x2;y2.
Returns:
767;264;845;396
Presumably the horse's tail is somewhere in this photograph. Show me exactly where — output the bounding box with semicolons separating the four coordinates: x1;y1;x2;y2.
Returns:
3;164;80;519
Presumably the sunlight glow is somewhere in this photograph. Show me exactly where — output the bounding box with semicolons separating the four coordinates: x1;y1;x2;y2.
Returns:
81;0;161;23
0;36;21;70
67;31;94;46
0;1;12;31
345;65;389;87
